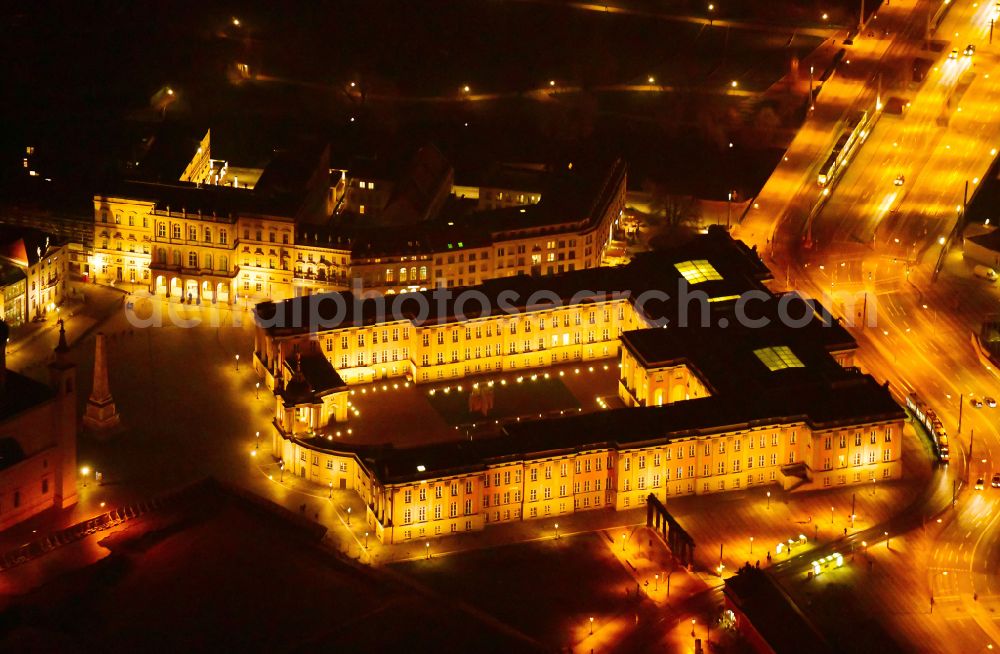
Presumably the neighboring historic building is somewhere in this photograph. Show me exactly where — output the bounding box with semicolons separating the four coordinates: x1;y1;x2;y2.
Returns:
0;320;78;530
91;143;626;302
0;227;69;324
254;229;906;544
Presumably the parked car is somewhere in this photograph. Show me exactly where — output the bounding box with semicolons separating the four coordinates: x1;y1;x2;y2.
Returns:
949;49;959;60
974;265;998;282
894;173;905;186
991;473;1000;488
971;397;984;408
987;397;997;408
977;477;986;490
964;44;976;57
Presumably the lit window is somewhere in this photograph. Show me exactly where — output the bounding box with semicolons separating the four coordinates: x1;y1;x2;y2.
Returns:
674;260;723;284
753;346;805;371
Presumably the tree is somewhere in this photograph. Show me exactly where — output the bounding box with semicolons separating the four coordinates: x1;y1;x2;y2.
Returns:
645;179;702;229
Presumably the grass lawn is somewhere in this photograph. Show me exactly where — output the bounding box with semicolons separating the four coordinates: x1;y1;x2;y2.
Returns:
424;375;581;426
392;532;634;648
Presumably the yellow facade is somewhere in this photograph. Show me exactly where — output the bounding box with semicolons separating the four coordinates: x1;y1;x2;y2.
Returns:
270;408;902;546
257;297;642;389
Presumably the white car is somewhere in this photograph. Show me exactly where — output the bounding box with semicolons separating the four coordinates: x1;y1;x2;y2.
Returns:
893;174;905;186
964;44;976;57
987;397;997;408
971;397;984;409
949;49;958;60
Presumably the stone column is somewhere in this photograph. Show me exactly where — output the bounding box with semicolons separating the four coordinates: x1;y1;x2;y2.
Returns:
83;333;120;432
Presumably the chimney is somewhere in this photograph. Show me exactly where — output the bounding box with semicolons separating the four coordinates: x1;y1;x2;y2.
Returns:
0;319;8;392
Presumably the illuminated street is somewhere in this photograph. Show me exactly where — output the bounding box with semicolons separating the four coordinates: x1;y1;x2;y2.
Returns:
731;0;1000;650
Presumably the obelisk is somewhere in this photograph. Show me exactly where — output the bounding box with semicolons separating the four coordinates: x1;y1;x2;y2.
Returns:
83;332;120;431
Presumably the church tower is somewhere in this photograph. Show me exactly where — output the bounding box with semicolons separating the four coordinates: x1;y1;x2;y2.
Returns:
48;319;78;509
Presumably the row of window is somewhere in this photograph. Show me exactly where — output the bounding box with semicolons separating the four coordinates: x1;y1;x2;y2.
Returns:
823;429;892;450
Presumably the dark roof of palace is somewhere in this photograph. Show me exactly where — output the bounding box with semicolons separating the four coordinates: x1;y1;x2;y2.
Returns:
301;371;901;484
256;227;772;334
296;353;346;395
97;179;301;221
619;293;857;396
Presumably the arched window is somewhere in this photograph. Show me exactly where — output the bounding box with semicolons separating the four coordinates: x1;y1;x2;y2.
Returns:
172;250;181;266
157;248;166;263
410;267;416;282
220;255;228;271
399;267;407;282
386;268;393;283
204;254;213;270
419;266;427;281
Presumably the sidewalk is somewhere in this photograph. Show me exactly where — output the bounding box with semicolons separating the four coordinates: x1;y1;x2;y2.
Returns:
6;283;127;374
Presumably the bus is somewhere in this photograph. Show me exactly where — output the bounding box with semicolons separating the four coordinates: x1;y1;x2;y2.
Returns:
906;393;949;462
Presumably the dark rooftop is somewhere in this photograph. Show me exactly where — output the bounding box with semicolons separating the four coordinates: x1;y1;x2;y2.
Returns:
295;353;347;397
967;228;1000;253
724;566;837;654
0;226;63;267
0;478;532;653
97;179;301;221
620;292;857;395
257;227;772;334
300;372;902;484
0;370;54;422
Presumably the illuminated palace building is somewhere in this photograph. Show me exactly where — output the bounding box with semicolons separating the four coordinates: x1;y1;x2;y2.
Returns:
90;130;626;302
254;229;905;544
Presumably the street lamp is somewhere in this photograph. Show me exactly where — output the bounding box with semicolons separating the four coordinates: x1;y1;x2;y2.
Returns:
766;491;771;508
884;531;890;548
255;381;260;399
235;354;240;371
279;459;285;482
730;80;738;88
462;85;471;94
750;536;754;554
364;531;369;548
691;618;696;638
622;532;627;552
655;573;659;590
555;522;560;539
589;616;594;635
255;431;260;450
831;506;835;524
347;506;352;525
862;540;868;554
80;466;90;488
647;75;656;84
425;541;430;559
328;481;333;498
